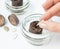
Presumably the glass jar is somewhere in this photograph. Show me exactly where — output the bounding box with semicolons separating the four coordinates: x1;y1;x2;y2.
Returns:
5;0;29;14
22;14;53;46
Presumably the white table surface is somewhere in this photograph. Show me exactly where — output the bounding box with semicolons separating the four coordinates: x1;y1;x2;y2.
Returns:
0;0;60;49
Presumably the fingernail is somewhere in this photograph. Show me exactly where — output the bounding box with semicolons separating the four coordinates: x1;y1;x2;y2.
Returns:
38;22;47;29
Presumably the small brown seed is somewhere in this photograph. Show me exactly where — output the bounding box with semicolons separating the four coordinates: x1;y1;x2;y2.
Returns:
4;26;9;32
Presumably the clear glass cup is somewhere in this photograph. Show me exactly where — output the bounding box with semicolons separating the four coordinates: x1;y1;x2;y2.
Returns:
22;14;53;46
5;0;30;14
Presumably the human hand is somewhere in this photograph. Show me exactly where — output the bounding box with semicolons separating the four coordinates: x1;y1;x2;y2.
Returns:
38;0;60;33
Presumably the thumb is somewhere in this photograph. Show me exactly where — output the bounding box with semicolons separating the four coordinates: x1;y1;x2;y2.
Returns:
38;20;60;33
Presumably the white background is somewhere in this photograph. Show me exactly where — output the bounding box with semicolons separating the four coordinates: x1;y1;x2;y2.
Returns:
0;0;60;49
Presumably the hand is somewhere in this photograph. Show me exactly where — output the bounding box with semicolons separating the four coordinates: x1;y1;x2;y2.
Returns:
38;0;60;33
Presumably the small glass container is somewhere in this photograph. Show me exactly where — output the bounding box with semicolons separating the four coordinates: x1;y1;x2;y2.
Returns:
22;14;52;46
5;0;29;13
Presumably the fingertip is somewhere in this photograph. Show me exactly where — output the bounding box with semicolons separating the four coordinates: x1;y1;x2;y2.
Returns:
42;0;54;10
